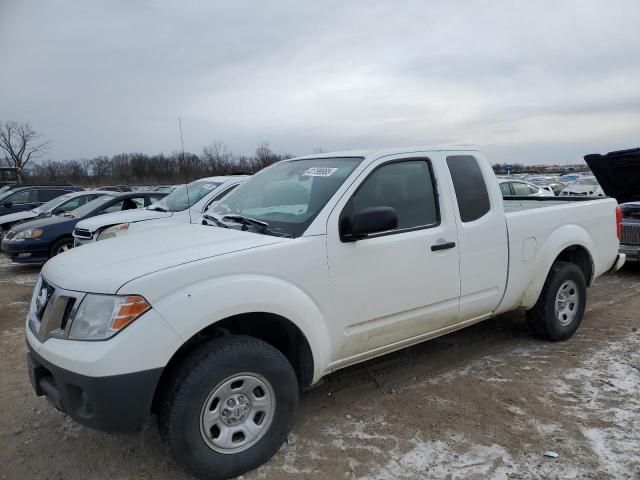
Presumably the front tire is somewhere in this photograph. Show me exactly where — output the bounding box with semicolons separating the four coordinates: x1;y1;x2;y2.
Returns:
158;335;299;480
49;237;73;258
526;261;587;341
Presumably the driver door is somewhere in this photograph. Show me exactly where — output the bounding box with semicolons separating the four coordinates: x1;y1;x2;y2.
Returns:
326;154;461;366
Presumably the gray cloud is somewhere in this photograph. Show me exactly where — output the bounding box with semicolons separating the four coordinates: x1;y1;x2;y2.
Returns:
1;0;639;164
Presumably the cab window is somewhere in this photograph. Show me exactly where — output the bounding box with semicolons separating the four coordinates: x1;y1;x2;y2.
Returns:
344;159;439;234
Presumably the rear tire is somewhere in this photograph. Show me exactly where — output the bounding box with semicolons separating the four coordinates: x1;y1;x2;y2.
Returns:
158;335;298;480
49;237;73;258
526;261;586;341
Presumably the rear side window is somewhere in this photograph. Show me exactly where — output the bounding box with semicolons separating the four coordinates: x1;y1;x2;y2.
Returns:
446;156;491;222
499;182;512;196
511;182;531;196
37;189;68;202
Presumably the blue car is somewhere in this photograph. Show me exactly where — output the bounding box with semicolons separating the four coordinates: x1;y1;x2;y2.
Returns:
0;185;83;216
2;191;166;263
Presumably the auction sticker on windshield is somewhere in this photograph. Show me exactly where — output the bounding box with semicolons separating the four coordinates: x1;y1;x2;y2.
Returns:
303;167;338;177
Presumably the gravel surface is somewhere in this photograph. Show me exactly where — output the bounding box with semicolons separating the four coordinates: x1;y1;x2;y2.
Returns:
0;257;638;479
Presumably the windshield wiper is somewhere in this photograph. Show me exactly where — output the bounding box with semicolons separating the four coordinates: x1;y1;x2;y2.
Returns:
202;213;229;228
222;214;270;229
220;214;293;238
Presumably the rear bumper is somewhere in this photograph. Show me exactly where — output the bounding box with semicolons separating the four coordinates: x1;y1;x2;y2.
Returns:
609;253;627;272
620;244;639;262
27;343;162;433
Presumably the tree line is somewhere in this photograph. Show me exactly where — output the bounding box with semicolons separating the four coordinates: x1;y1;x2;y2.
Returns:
1;121;297;186
24;141;294;186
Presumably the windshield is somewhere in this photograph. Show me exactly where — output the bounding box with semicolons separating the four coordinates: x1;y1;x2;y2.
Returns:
209;157;363;237
0;186;11;196
575;178;599;186
150;180;223;212
36;193;74;213
67;195;114;217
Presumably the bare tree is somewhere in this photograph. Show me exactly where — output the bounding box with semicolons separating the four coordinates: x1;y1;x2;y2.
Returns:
202;141;233;175
0;121;50;182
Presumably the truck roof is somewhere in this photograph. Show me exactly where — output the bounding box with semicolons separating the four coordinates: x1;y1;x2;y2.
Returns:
292;145;479;161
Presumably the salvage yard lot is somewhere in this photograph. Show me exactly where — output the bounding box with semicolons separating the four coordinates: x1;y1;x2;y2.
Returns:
0;257;638;479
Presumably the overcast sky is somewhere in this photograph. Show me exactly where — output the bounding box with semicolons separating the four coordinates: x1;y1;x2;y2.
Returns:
1;1;639;164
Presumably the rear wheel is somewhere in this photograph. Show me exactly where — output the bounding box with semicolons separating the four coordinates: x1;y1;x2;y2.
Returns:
158;335;298;480
49;237;73;258
526;261;587;341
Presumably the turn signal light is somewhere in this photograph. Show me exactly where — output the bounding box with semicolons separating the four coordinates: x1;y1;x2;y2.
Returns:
112;295;151;330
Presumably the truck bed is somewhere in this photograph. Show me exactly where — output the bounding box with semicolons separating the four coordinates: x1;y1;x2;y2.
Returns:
497;195;619;314
503;195;604;213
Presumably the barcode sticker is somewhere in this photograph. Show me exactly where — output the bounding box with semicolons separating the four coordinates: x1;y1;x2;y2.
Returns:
303;167;338;177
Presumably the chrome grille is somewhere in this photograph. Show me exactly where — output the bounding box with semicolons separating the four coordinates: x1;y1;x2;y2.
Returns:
622;224;640;245
5;230;16;240
28;276;86;342
73;228;92;239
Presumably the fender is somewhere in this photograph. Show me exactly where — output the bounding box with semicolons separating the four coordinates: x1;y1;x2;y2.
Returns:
519;224;595;308
140;274;332;384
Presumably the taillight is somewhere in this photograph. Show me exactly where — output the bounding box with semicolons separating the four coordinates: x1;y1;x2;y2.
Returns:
616;206;622;241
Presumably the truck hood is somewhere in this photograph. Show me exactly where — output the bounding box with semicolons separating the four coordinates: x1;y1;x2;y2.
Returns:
0;209;38;226
42;224;287;293
584;148;640;204
76;208;174;232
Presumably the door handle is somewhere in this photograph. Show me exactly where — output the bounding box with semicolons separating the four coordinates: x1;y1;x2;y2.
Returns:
431;241;456;251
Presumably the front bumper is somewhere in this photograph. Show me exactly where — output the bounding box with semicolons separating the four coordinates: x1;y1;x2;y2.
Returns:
1;237;49;263
27;344;162;432
72;236;94;247
620;244;639;262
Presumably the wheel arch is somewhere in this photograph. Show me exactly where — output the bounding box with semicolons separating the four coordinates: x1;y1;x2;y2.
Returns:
151;312;315;412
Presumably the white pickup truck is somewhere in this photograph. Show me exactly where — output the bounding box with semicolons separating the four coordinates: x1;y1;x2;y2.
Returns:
25;147;624;479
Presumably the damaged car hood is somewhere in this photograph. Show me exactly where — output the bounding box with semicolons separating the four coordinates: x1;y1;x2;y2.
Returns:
584;148;640;204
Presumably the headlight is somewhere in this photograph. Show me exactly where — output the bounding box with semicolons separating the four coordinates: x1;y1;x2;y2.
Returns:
14;228;43;239
96;223;129;241
68;294;151;340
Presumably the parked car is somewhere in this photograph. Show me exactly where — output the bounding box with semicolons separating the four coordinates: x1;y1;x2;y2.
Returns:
585;147;640;262
73;176;248;246
559;173;583;183
498;178;555;197
525;175;566;196
23;146;624;479
559;177;605;197
0;191;104;241
0;185;83;218
2;191;167;263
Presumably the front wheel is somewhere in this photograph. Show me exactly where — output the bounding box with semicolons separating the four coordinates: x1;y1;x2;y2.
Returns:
526;261;587;341
49;237;73;258
158;335;299;480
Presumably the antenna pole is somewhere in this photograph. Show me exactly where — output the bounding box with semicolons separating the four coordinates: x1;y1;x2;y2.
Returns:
178;117;192;224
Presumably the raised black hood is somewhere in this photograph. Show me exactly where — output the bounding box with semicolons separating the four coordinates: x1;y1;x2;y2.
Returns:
584;148;640;204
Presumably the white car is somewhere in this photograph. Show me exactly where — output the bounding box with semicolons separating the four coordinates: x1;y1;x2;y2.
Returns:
498;179;555;197
0;190;104;241
560;177;605;197
72;176;248;245
26;147;624;479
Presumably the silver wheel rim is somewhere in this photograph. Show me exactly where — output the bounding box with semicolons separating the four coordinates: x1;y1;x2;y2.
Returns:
57;243;71;254
555;280;579;326
199;372;275;454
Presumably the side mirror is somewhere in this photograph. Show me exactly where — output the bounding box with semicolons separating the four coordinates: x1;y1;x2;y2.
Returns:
2;202;12;208
52;207;65;215
346;206;398;240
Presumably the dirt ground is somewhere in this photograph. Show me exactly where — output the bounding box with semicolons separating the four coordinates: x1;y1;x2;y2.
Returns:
0;257;638;480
